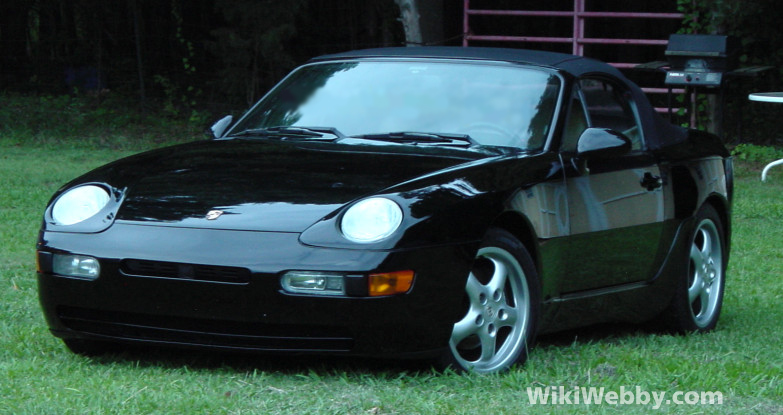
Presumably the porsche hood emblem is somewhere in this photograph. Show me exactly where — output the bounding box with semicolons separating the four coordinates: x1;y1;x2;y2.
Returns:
205;210;224;220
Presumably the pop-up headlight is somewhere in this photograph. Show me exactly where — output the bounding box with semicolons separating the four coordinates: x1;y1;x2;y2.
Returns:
340;197;403;243
51;185;110;226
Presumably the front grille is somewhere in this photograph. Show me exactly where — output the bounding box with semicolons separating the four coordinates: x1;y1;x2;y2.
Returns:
120;259;251;284
58;306;354;352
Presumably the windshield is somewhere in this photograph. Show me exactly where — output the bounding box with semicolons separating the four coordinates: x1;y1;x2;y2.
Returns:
230;60;561;150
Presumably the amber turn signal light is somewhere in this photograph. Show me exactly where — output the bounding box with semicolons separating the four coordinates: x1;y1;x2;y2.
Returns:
368;270;414;297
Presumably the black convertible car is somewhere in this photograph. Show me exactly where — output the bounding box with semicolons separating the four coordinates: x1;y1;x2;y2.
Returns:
37;47;732;373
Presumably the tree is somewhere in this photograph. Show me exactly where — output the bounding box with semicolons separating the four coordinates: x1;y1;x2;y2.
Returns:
207;0;305;105
395;0;422;46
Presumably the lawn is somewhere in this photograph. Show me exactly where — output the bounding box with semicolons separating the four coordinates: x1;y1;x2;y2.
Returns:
1;136;782;414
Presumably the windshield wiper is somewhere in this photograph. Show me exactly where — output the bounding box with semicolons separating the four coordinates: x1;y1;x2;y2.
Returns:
350;132;475;146
229;126;345;140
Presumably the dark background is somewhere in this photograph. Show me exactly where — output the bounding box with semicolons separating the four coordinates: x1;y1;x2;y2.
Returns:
1;0;459;112
2;0;783;144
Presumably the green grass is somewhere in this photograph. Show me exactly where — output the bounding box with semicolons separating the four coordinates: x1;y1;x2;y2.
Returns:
2;137;783;414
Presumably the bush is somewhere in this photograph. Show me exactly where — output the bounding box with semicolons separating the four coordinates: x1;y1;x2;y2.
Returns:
731;143;783;163
0;93;211;148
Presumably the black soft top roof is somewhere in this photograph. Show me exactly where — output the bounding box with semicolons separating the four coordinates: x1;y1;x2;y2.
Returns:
309;46;626;79
309;46;688;150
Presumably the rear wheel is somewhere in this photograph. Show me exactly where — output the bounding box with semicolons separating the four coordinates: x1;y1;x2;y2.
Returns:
439;228;540;373
660;204;726;332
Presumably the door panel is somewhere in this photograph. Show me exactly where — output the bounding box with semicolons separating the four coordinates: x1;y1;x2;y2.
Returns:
558;77;666;294
561;156;665;293
568;167;664;234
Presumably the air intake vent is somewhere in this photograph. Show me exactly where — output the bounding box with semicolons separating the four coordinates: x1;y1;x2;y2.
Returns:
120;259;251;284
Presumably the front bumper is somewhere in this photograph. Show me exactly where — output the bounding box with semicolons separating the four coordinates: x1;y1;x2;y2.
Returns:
37;222;478;357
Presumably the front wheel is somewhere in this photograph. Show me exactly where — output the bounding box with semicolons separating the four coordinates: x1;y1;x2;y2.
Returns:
438;228;540;373
659;204;726;332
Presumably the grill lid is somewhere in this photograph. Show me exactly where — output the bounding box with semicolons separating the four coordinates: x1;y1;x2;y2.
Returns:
664;34;740;87
665;34;739;71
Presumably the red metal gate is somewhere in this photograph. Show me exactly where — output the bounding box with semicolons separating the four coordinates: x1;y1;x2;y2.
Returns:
462;0;686;108
463;0;683;65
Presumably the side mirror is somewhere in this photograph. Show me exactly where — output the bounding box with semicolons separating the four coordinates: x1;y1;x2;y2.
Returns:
209;115;233;139
576;128;631;160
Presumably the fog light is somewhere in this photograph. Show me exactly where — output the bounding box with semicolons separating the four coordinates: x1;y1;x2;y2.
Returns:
52;254;100;280
368;270;414;297
281;271;345;296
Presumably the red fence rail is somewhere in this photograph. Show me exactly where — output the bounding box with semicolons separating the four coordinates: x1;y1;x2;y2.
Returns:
463;0;684;59
462;0;686;109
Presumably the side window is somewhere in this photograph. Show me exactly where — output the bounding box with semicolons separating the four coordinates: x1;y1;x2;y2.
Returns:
579;79;644;150
560;88;588;152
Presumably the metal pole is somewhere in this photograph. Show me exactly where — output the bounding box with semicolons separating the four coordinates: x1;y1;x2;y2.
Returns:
574;0;585;55
463;0;469;46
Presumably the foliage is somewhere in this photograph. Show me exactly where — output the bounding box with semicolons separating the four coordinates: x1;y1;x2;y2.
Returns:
731;143;783;163
675;0;783;144
5;0;781;144
676;0;709;34
152;0;207;125
710;0;783;69
0;93;206;148
0;0;404;113
676;0;783;67
206;0;305;106
711;1;783;145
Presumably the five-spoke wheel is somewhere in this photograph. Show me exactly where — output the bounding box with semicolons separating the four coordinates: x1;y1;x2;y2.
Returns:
441;228;539;373
659;204;726;333
687;216;723;328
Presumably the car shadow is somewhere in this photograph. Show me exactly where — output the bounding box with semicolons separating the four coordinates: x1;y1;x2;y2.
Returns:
535;321;655;348
79;321;660;375
86;343;436;375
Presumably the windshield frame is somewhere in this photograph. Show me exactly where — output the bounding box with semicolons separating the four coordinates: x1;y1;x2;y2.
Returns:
226;57;566;152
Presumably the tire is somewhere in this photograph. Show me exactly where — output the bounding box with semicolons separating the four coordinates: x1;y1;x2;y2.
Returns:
659;204;726;333
438;228;540;373
63;338;117;356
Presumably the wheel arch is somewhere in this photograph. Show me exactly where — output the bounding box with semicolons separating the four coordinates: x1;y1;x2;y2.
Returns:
670;165;699;219
703;193;731;256
489;211;541;274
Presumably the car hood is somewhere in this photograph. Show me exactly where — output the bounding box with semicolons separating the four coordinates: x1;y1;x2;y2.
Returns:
92;139;499;232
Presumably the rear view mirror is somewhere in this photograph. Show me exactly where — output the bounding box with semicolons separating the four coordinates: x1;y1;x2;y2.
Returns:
210;115;233;139
576;128;631;160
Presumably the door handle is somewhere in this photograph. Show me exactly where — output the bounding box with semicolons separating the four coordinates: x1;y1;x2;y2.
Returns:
640;172;663;191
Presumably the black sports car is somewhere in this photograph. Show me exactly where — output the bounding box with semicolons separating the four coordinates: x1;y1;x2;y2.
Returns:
37;47;732;373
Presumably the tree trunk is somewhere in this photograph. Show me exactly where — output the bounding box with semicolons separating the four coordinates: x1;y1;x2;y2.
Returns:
395;0;422;46
130;0;146;113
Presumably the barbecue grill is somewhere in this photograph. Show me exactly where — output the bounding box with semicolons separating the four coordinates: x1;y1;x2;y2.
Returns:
642;33;773;139
664;34;739;87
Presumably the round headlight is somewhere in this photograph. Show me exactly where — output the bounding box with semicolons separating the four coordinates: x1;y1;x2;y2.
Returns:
51;185;111;226
341;197;403;243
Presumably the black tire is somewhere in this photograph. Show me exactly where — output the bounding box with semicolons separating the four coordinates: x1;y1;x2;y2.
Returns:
437;228;540;373
63;338;117;356
658;204;726;333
